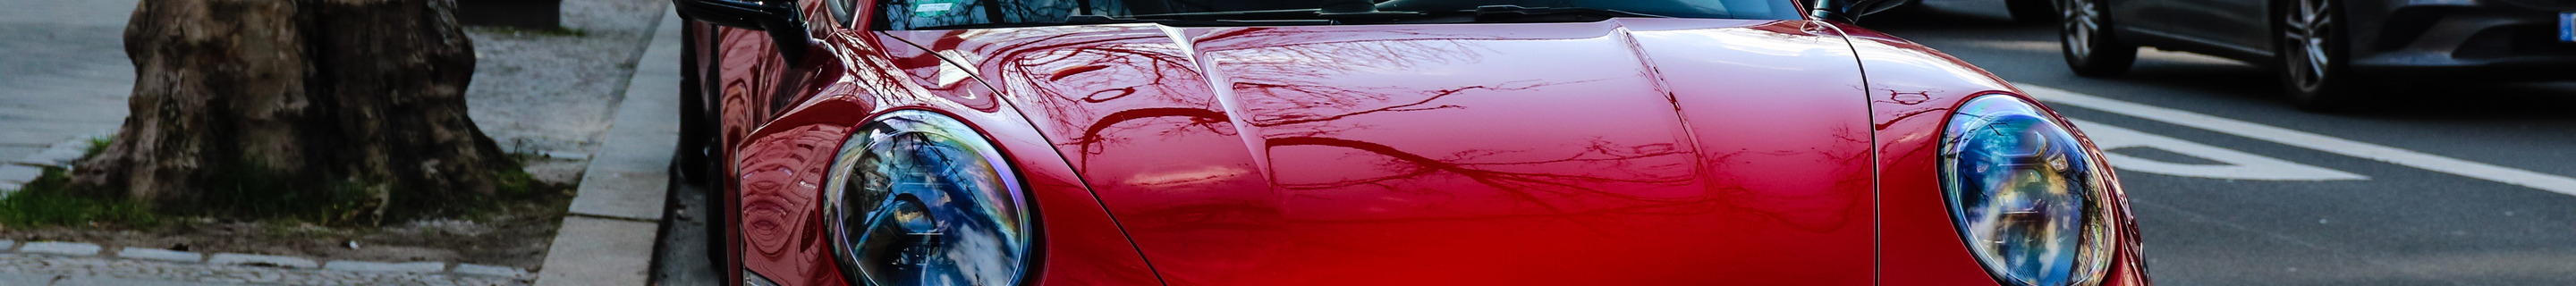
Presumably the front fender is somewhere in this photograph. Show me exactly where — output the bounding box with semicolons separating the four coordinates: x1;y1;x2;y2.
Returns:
726;29;1162;286
1838;23;2152;286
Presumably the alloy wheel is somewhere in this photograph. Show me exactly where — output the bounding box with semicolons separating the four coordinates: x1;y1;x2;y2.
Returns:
2275;0;2370;111
2058;0;2133;76
2282;0;2333;91
2062;0;2097;59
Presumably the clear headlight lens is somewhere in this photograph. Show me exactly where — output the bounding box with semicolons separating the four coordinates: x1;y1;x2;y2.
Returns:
824;110;1031;286
1940;95;2115;286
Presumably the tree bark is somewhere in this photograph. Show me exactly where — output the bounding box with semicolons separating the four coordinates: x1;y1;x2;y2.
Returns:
73;0;508;225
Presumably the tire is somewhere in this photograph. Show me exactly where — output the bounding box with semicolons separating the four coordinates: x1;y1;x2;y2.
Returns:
676;34;709;188
675;34;721;189
2008;0;2056;23
2275;0;2368;111
674;22;735;278
676;23;725;191
2059;0;2135;77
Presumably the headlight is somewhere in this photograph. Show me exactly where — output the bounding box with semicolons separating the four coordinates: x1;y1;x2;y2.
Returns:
824;109;1032;286
1940;95;2116;286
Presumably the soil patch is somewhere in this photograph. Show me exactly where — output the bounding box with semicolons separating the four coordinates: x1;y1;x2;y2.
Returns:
0;172;576;268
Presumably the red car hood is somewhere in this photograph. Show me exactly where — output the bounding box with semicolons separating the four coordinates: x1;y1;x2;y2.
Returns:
887;18;1877;285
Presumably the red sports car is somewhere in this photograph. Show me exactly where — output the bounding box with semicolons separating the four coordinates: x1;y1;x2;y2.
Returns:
671;0;2153;285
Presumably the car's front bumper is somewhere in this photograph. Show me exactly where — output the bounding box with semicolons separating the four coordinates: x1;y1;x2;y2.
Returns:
2351;1;2576;80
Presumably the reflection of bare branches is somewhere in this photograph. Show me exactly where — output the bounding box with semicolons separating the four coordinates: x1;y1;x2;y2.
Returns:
931;25;1882;229
968;27;1542;159
962;27;1729;219
1247;80;1591;127
1866;87;1955;130
1272;138;1688;190
1874;106;1951;130
979;28;1214;130
1060;107;1232;155
1209;29;1504;123
1270;136;1701;214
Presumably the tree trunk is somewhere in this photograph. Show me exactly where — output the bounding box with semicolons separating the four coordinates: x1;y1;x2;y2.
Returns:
73;0;509;225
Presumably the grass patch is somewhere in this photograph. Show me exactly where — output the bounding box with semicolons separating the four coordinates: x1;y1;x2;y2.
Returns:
443;168;569;222
471;26;587;37
189;160;377;225
495;170;538;197
80;136;109;161
2;134;574;228
0;167;162;228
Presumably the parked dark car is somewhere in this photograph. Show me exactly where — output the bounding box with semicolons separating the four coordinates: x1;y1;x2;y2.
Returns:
2056;0;2576;109
1892;0;2059;23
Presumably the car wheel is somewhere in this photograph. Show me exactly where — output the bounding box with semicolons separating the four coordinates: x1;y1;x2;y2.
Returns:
677;24;727;192
2007;0;2055;23
2276;0;2368;111
2059;0;2134;77
677;32;708;188
674;22;734;273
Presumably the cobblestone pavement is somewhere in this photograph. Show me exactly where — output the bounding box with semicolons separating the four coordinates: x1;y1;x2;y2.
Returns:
0;254;528;286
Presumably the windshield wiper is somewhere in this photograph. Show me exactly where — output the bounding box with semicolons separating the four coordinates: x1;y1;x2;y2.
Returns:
1049;4;1667;28
1130;9;1324;20
908;21;1129;30
1465;4;1673;20
1128;9;1420;21
906;15;1331;30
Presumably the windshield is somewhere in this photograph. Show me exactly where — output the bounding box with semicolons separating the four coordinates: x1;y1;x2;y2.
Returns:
875;0;1804;30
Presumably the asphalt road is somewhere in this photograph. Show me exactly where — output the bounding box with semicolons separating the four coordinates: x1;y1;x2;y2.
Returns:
1871;1;2576;285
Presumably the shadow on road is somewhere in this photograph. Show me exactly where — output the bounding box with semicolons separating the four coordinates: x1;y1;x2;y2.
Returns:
652;163;720;285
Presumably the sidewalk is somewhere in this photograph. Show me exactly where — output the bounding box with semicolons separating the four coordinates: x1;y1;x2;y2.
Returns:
531;6;684;286
0;0;684;284
0;0;140;165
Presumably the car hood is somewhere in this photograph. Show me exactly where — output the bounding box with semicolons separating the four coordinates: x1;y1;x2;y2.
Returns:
883;18;1879;285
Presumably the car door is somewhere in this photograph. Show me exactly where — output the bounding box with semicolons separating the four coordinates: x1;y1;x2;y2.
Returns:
2110;0;2169;36
2150;0;2274;56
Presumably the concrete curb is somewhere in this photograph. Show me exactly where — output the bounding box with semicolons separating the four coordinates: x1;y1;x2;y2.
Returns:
207;253;319;269
534;5;682;286
0;241;535;280
323;260;446;273
21;241;102;257
114;248;202;263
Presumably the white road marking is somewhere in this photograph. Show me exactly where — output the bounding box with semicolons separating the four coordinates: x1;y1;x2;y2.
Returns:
2016;83;2576;195
2068;118;2368;181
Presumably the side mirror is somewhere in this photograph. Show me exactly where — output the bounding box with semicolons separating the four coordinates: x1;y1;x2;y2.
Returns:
674;0;817;61
1809;0;1911;22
